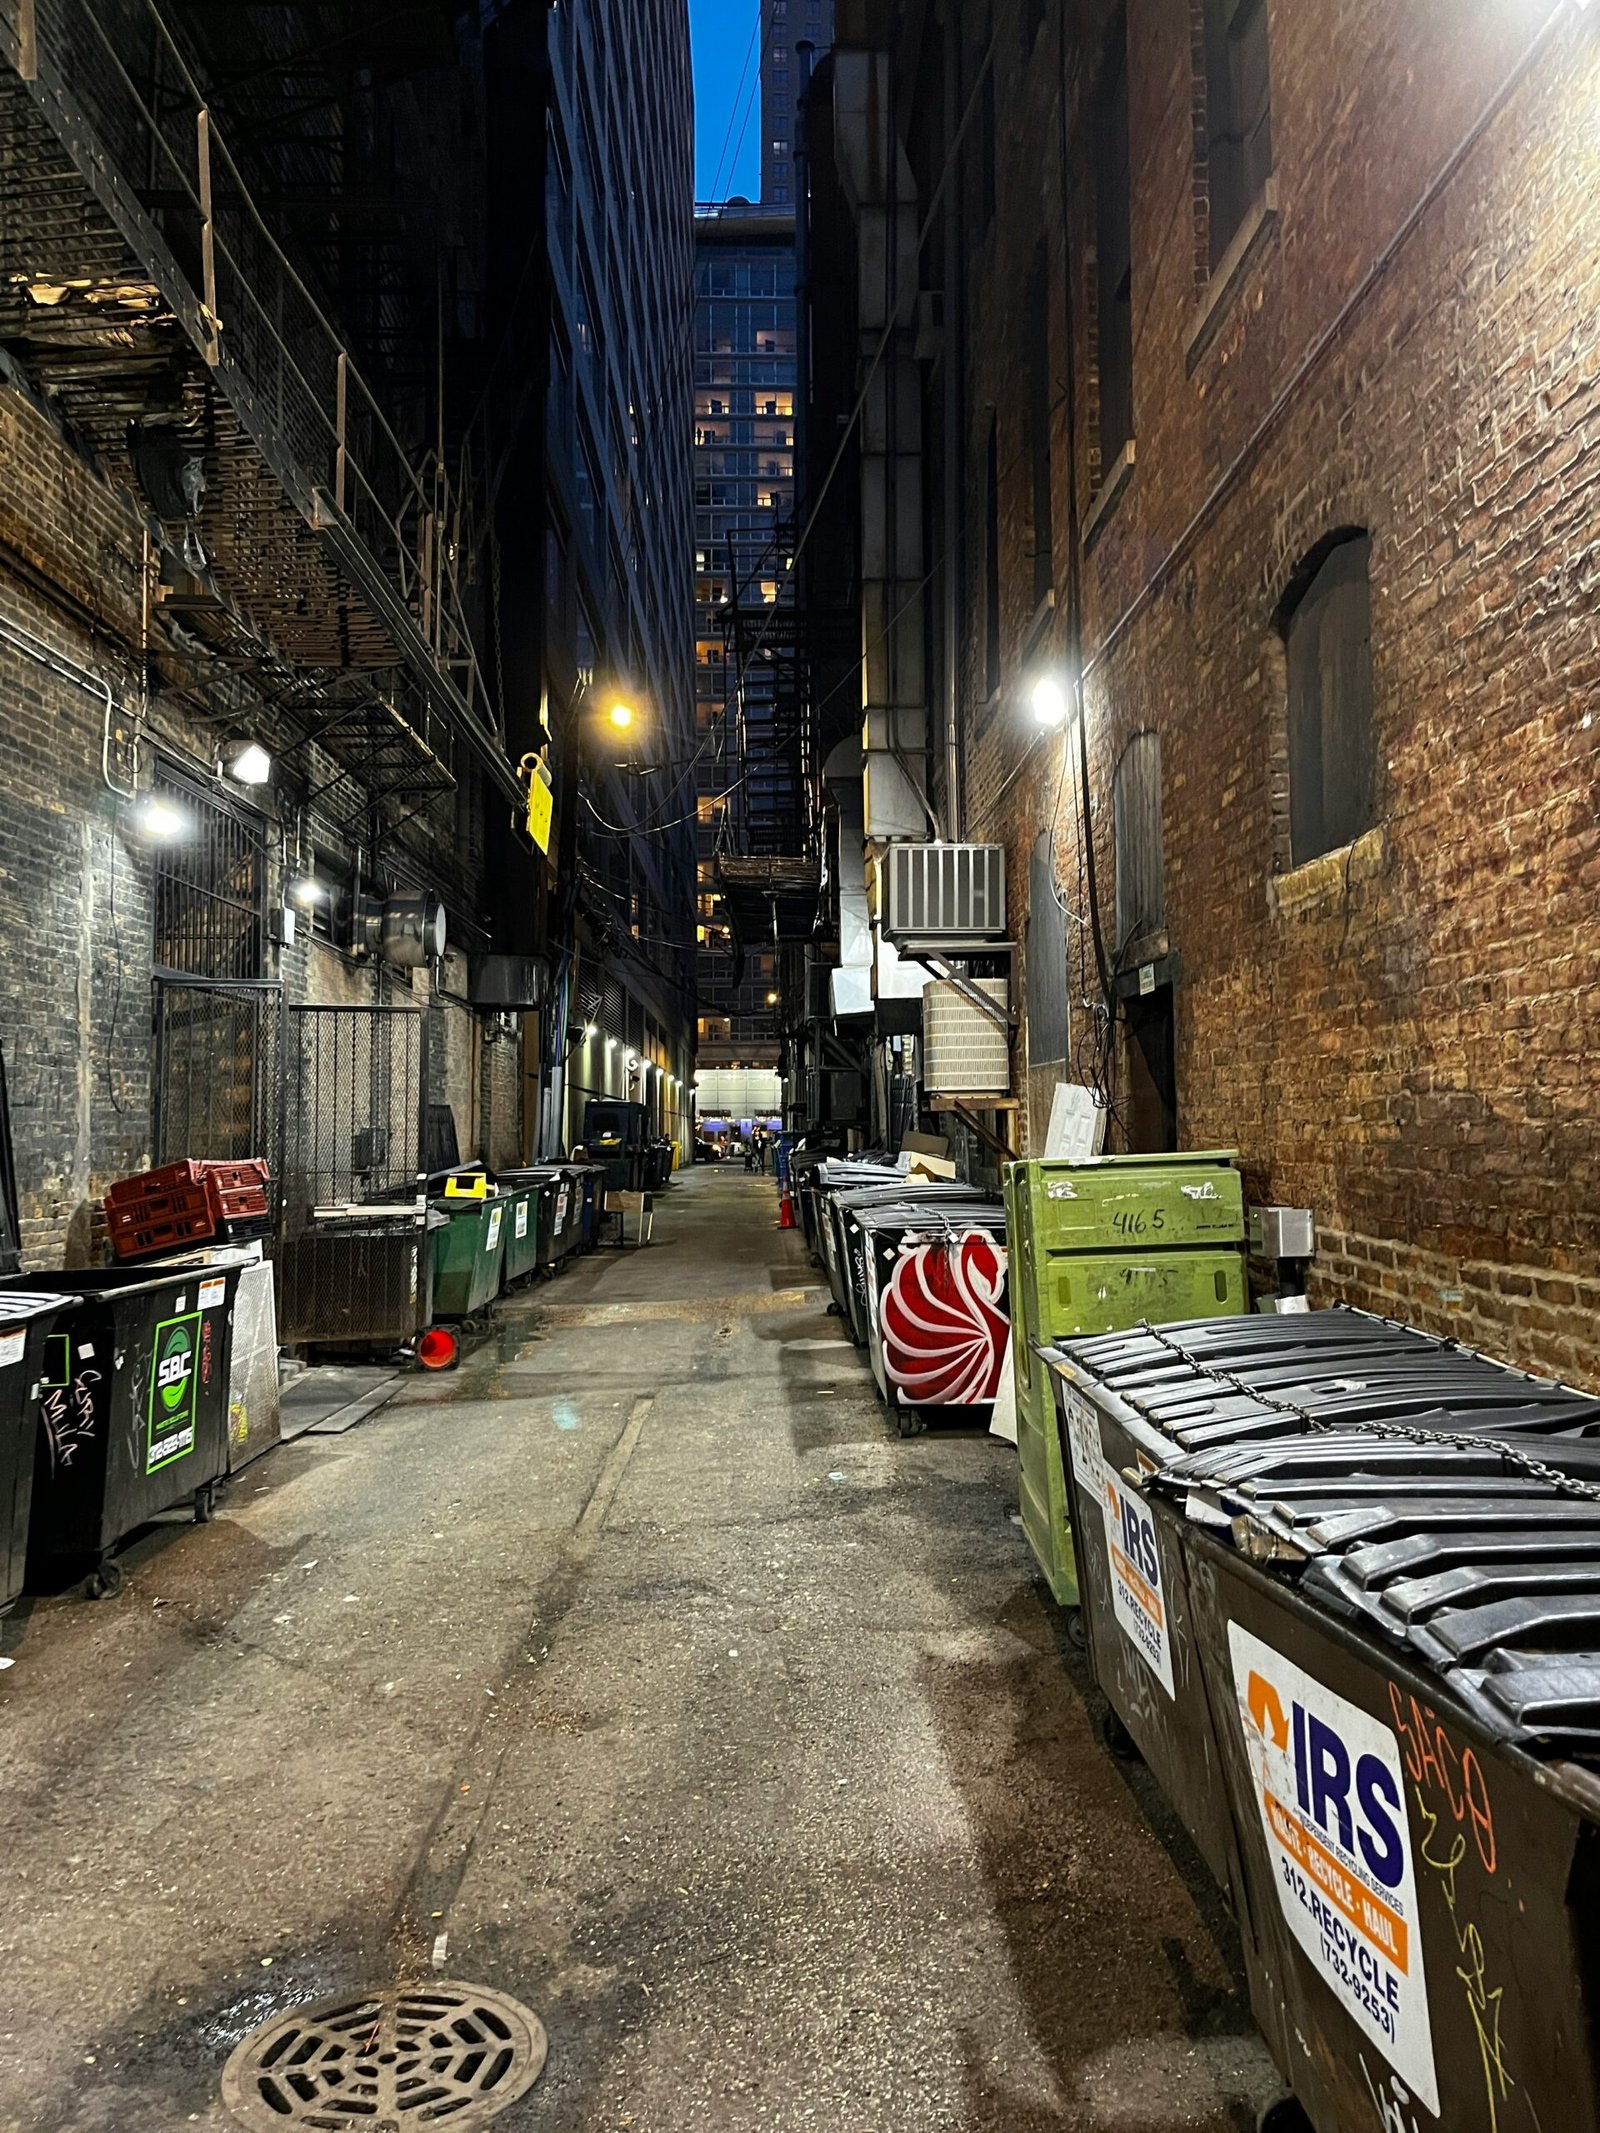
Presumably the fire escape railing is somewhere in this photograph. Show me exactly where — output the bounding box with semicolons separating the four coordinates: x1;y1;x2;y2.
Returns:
0;0;520;802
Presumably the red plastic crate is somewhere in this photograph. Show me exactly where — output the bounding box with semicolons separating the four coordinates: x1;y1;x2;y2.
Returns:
110;1207;220;1260
105;1159;272;1259
106;1158;270;1211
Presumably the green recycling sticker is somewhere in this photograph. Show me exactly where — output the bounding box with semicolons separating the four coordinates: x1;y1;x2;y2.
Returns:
147;1311;200;1474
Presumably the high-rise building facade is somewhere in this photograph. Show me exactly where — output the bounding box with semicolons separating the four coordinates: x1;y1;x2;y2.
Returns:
760;0;835;205
692;205;797;1071
692;5;833;1087
537;0;699;1151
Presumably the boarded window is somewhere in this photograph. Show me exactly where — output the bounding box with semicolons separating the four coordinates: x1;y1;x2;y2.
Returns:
1093;11;1134;468
1027;833;1069;1069
1281;531;1375;865
1202;0;1272;266
1113;730;1164;954
1026;240;1054;606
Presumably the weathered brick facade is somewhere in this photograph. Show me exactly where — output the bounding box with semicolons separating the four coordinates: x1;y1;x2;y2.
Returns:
0;381;508;1266
945;2;1600;1382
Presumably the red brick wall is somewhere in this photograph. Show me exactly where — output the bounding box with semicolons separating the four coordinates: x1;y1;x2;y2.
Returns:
949;3;1600;1382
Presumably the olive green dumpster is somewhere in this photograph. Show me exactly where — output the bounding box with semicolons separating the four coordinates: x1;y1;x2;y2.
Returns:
431;1196;507;1318
499;1186;540;1288
1004;1151;1246;1608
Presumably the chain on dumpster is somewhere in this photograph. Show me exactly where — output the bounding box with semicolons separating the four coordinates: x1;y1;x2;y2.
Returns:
1136;1316;1600;1506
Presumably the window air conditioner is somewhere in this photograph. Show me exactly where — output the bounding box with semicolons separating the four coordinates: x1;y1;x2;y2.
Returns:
881;843;1006;945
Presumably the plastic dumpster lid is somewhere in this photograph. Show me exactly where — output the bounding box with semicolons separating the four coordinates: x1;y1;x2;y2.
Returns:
1024;1148;1238;1170
1454;1657;1600;1753
0;1265;223;1301
0;1289;79;1325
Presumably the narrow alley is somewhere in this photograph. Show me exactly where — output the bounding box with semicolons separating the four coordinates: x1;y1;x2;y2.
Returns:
0;1169;1277;2132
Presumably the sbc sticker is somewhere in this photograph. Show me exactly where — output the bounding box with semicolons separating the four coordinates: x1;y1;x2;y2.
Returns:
515;1201;529;1240
1229;1625;1437;2115
1101;1466;1175;1698
486;1205;504;1249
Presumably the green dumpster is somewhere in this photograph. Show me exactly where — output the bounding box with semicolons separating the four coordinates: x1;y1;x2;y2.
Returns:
431;1196;507;1318
1004;1151;1246;1608
499;1186;540;1288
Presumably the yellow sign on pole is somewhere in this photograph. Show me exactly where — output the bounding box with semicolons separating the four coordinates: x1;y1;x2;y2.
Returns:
525;754;553;854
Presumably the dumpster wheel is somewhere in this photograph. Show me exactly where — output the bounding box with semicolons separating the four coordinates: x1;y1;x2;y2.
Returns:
1257;2097;1314;2133
86;1559;124;1601
1100;1707;1142;1763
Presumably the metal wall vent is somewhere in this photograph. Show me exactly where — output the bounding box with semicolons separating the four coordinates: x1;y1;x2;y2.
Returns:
220;1980;547;2129
882;843;1006;942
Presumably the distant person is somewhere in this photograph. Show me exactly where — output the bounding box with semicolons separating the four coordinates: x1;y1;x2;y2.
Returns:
757;1128;770;1174
743;1132;757;1173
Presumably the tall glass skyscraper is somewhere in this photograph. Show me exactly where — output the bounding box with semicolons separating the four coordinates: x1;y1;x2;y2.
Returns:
692;2;832;1081
760;0;835;204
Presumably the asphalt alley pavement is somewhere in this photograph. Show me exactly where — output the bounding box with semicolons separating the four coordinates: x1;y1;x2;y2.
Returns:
0;1163;1280;2131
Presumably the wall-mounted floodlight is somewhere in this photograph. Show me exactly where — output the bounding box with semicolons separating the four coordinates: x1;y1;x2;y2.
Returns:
223;739;272;786
1030;674;1071;729
131;793;190;841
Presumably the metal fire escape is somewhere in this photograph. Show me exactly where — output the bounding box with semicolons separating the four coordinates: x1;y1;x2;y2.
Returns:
713;532;825;961
0;0;523;830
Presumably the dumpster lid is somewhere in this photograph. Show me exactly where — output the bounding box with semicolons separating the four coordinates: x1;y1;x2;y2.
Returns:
1060;1310;1600;1764
0;1266;229;1301
0;1288;80;1325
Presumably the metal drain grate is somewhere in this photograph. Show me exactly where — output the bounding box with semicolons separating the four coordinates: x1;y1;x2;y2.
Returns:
220;1980;548;2129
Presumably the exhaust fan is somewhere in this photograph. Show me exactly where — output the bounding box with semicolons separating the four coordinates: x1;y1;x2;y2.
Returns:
355;892;447;966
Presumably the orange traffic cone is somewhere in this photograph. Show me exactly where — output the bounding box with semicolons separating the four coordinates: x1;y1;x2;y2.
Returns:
778;1190;796;1230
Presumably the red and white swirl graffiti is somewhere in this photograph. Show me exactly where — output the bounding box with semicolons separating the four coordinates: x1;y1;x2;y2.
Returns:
879;1230;1009;1406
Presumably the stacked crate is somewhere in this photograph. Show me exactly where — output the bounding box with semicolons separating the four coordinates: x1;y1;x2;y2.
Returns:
105;1159;272;1260
1002;1151;1246;1606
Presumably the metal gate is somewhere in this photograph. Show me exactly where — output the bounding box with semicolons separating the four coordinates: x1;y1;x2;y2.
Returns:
280;1006;430;1235
152;977;285;1194
277;1006;432;1348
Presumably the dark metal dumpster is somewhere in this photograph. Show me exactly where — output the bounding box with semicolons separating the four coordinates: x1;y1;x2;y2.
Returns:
0;1291;78;1610
530;1165;587;1272
4;1259;245;1594
857;1201;1010;1428
1055;1307;1600;2133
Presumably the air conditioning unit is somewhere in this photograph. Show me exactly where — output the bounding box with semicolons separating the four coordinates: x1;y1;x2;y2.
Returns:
881;843;1005;945
470;955;549;1010
921;979;1010;1096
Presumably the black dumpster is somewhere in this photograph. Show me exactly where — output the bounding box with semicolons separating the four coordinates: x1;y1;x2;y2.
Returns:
0;1291;78;1611
4;1260;243;1595
1053;1307;1600;2133
859;1201;1010;1432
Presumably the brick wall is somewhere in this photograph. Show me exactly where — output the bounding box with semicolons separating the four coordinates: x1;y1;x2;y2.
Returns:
944;3;1600;1382
0;382;520;1264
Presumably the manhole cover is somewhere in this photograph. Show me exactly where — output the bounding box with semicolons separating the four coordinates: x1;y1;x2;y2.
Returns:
220;1980;548;2129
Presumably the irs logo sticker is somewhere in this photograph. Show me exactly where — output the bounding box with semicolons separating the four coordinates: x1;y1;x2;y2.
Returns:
1229;1625;1437;2114
1102;1467;1175;1697
147;1312;200;1474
